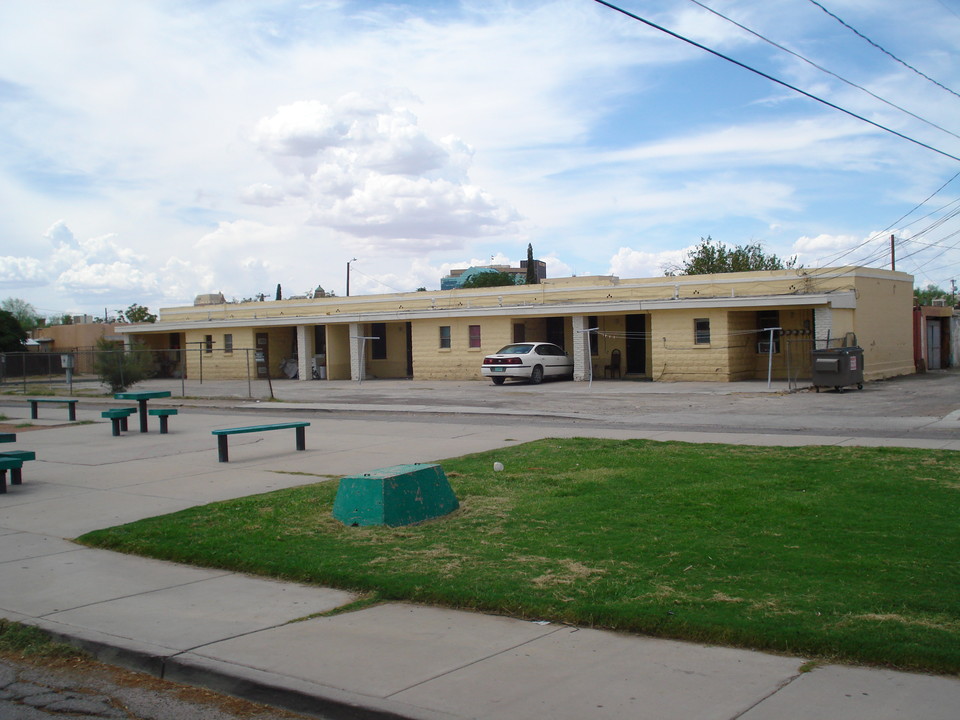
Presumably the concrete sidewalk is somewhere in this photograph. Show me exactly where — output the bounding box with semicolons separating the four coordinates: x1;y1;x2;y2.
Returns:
0;400;958;719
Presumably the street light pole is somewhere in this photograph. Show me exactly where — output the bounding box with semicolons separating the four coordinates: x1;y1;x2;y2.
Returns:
346;257;357;296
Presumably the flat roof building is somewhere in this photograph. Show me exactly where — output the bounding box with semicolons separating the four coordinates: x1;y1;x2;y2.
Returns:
117;266;915;385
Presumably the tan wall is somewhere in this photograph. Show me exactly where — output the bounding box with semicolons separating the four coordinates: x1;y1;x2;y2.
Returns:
411;317;512;379
34;323;122;349
727;311;757;380
365;322;409;379
591;314;624;378
326;325;351;380
728;308;815;380
652;310;733;381
852;274;915;380
182;329;255;380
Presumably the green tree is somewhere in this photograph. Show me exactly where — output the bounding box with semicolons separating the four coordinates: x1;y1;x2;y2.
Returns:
117;303;157;323
525;243;538;285
461;271;519;289
1;297;41;331
93;336;156;392
0;309;27;351
665;237;798;276
914;284;952;305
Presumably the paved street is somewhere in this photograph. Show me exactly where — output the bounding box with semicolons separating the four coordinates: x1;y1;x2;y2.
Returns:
106;369;960;443
0;654;321;719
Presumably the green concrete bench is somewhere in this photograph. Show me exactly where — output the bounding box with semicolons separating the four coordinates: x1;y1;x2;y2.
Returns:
102;408;137;436
28;398;78;421
211;421;310;462
0;450;35;489
148;408;178;434
0;457;24;494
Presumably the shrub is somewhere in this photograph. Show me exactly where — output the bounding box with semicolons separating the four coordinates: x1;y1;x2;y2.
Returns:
93;337;156;392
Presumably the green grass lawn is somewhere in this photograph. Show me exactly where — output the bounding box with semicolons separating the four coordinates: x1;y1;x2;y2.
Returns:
78;438;960;674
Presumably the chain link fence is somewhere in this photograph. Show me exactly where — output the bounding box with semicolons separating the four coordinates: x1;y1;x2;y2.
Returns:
0;348;294;398
785;331;860;391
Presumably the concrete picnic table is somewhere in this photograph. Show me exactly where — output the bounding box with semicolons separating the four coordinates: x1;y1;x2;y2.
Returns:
113;390;172;433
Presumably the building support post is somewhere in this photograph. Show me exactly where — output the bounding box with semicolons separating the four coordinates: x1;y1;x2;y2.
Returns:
571;315;592;382
349;322;363;382
814;307;832;350
296;325;313;381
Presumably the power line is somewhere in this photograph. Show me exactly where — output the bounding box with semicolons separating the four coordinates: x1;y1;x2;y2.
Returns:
685;0;960;141
591;0;960;163
806;0;960;101
934;0;960;21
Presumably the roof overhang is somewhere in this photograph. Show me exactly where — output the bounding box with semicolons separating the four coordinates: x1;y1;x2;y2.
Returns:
115;291;855;334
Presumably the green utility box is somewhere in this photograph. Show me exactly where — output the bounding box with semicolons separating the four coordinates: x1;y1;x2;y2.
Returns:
332;463;459;527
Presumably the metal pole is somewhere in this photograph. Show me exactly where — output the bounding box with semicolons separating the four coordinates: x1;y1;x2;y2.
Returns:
346;257;356;296
766;327;781;389
351;335;378;383
246;348;252;398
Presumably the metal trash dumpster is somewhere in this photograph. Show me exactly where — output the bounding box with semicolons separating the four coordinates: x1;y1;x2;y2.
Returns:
811;346;864;392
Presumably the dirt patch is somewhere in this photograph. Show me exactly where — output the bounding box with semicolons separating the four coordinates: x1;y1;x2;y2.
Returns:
1;650;313;719
0;422;61;434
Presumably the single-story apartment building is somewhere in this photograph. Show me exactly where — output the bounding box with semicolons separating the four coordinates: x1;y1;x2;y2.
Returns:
116;266;916;384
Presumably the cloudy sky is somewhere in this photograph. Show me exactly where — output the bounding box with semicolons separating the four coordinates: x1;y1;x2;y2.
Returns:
2;0;959;319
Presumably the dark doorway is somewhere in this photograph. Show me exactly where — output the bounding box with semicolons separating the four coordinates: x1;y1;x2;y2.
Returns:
255;332;269;378
546;317;565;349
625;315;646;374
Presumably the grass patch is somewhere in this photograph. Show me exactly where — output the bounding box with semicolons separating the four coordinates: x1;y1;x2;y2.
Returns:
77;439;960;673
0;620;84;660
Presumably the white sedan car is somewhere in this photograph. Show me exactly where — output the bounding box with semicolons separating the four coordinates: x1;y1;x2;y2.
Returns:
481;342;574;385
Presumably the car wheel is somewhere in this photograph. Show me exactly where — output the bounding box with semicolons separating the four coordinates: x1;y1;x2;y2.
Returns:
530;365;544;384
491;377;506;385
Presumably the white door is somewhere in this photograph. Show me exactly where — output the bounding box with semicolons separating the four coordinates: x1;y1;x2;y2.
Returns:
927;321;942;370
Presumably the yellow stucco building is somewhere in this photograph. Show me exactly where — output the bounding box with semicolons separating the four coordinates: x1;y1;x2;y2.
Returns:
117;266;915;384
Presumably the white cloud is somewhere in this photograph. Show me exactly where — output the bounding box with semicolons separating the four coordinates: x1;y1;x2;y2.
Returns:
609;247;688;279
250;93;520;248
794;233;864;255
0;256;48;287
56;263;159;296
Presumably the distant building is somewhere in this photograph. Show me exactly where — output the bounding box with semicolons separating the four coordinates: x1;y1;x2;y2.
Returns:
32;322;124;350
441;260;546;290
194;293;227;306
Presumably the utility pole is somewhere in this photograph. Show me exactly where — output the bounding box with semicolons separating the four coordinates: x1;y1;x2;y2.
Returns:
346;258;356;296
890;234;896;271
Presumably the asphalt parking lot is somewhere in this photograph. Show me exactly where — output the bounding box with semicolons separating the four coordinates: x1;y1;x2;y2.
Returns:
69;368;960;443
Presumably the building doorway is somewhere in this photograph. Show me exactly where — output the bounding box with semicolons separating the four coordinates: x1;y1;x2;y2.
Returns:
255;332;269;378
625;314;646;374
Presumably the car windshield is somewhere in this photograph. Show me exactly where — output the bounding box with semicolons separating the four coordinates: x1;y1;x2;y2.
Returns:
496;344;534;355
